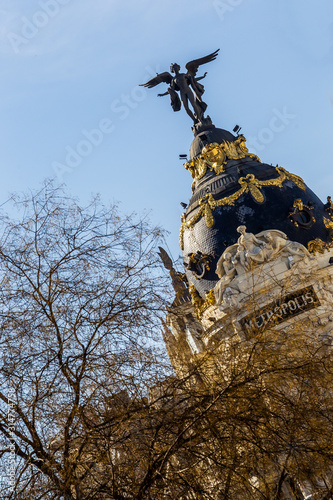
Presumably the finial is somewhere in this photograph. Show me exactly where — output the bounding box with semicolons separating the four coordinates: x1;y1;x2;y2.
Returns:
140;49;220;130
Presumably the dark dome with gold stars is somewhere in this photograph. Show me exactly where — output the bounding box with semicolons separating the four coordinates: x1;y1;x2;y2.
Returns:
180;125;332;297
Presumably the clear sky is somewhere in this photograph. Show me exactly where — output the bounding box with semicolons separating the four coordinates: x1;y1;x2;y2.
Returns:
1;0;333;263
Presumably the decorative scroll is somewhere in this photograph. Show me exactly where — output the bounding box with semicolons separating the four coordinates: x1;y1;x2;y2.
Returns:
179;166;306;250
184;136;261;181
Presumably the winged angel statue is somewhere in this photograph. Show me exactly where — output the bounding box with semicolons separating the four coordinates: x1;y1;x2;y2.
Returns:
140;49;219;124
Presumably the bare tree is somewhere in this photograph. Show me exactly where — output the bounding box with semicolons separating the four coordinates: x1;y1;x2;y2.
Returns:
0;183;171;499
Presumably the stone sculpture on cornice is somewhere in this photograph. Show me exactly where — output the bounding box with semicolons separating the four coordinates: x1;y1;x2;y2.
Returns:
214;226;312;306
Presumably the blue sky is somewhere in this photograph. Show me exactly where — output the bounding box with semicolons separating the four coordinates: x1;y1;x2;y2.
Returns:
1;0;333;262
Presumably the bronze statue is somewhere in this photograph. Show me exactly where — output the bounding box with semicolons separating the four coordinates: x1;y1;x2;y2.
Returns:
140;49;219;124
158;247;190;305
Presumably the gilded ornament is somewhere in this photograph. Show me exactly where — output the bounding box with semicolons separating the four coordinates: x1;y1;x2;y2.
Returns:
179;214;186;250
324;217;333;230
239;174;265;203
294;199;303;211
289;199;315;228
308;238;330;254
186;252;211;279
224;141;241;160
184;136;261;182
202;143;227;175
324;196;333;217
276;167;306;191
189;285;216;318
179;166;308;250
324;216;333;242
199;196;215;228
189;284;203;315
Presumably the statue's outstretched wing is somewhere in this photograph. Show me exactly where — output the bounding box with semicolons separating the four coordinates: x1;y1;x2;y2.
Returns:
140;72;173;88
158;246;174;271
185;49;220;77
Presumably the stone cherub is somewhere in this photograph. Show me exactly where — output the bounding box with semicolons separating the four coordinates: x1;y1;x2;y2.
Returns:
140;49;219;124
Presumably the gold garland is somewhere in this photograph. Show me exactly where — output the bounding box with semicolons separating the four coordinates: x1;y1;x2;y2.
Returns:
189;285;216;318
184;135;261;181
179;166;306;250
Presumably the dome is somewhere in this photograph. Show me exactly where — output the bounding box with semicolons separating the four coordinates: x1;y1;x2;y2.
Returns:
190;126;236;159
181;128;331;297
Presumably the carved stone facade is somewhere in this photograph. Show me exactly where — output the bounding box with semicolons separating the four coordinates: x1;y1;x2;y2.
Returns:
150;101;333;496
164;236;333;498
166;234;333;374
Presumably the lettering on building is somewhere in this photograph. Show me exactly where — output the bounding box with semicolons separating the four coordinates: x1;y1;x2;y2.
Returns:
239;286;320;337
